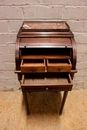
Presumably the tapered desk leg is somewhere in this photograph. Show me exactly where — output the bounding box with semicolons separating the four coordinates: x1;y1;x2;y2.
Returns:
23;91;30;115
59;91;68;115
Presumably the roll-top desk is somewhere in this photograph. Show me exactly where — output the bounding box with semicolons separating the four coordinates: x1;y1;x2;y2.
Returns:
15;21;77;115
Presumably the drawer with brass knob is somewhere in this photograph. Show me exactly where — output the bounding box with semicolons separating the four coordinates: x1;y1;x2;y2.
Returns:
20;59;45;73
47;58;72;72
21;73;73;92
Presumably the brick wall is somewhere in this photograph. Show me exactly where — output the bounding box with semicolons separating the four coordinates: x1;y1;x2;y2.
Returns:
0;0;87;90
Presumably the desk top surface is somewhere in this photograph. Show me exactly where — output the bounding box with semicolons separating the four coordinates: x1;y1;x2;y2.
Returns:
22;21;69;30
17;21;73;38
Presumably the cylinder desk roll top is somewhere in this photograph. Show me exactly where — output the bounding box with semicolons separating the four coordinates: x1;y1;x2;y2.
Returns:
15;21;77;115
15;21;77;75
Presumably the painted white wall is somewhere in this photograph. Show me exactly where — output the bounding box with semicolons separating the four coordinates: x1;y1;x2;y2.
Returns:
0;0;87;90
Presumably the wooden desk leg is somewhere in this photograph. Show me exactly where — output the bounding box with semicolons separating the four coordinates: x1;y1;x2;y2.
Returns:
23;91;30;115
59;91;68;115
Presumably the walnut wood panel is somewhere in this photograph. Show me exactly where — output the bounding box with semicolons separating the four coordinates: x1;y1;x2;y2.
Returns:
21;74;73;91
15;38;20;70
20;38;72;48
21;55;70;59
17;21;74;38
71;38;77;70
20;31;71;35
22;85;72;91
47;59;72;72
20;59;45;73
17;27;73;38
70;38;77;79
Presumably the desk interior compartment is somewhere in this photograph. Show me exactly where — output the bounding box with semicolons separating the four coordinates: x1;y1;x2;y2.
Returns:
20;58;45;73
47;58;72;72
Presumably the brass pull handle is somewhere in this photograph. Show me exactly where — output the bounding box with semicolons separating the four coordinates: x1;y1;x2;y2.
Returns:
58;68;60;71
31;68;35;72
46;87;49;91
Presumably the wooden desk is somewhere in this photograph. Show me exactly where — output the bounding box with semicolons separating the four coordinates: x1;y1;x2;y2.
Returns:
15;21;77;115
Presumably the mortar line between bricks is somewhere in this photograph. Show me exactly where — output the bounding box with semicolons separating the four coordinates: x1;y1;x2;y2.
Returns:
0;5;87;7
1;18;87;20
0;4;69;7
0;19;87;22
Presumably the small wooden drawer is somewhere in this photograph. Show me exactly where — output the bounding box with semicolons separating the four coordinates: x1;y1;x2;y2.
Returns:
21;74;73;91
47;59;72;72
20;59;45;73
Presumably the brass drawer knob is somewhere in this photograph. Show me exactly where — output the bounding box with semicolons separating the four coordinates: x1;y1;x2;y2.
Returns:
46;87;49;91
31;68;35;72
58;68;60;71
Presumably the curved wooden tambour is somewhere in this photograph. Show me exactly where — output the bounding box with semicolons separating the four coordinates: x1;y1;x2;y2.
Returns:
71;38;77;70
19;37;72;48
15;21;77;115
15;38;20;70
15;21;77;76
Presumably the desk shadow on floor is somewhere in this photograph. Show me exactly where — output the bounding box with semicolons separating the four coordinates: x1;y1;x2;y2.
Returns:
22;91;62;115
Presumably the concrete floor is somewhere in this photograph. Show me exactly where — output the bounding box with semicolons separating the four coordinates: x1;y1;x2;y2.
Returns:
0;89;87;130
